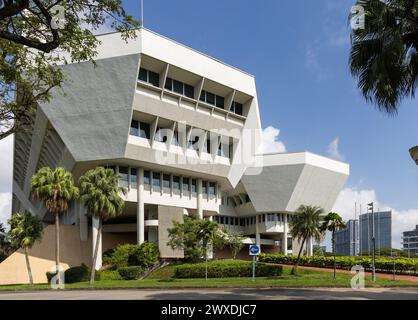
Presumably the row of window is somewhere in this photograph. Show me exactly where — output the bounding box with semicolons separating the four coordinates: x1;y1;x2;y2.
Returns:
138;67;244;116
114;166;217;195
214;214;290;226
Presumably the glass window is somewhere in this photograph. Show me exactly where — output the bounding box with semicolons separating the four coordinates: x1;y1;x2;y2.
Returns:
173;79;183;95
220;216;224;224
130;120;139;136
152;172;161;187
209;182;216;195
225;217;229;225
155;127;168;143
172;130;179;146
183;177;190;192
148;70;159;87
144;171;150;185
206;91;215;105
262;214;266;222
138;68;147;82
202;181;207;194
130;168;137;188
165;78;173;91
206;138;211;154
119;166;129;188
188;135;199;150
215;95;224;109
232;102;243;116
173;176;180;190
200;90;206;102
139;122;150;139
184;84;194;98
163;174;171;189
191;179;196;193
245;194;250;203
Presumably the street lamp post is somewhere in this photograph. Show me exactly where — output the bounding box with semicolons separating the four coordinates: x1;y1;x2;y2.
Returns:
368;202;376;282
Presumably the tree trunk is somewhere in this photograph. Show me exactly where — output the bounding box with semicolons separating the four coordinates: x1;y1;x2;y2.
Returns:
291;235;307;275
55;213;60;269
204;241;208;281
90;218;101;285
24;247;33;285
332;230;336;280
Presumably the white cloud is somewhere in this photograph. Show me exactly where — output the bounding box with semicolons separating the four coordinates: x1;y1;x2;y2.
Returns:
0;135;13;228
0;193;11;230
331;187;418;249
327;137;344;161
260;126;286;154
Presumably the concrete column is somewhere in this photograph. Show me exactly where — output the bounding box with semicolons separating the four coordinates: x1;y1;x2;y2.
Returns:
283;213;288;255
307;237;313;256
137;168;145;244
92;216;102;270
197;178;203;219
78;201;88;241
255;216;261;247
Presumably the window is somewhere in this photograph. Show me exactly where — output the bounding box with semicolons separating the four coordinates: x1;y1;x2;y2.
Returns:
202;181;207;194
191;179;196;193
144;171;150;185
130;120;150;139
200;90;225;109
225;217;229;225
130;168;137;188
183;177;190;192
138;68;159;87
173;176;180;190
165;78;194;99
163;174;171;189
231;101;243;116
119;167;129;188
209;182;216;195
152;172;161;188
220;216;224;224
172;130;179;146
215;95;224;109
205;138;211;154
245;194;251;203
262;214;266;222
206;91;215;105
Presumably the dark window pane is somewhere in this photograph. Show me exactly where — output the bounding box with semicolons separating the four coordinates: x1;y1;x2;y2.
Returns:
152;172;161;187
220;216;224;224
144;171;150;185
173;176;180;190
209;182;216;195
184;84;194;98
172;131;179;146
200;90;206;102
130;168;137;188
183;177;190;191
234;102;243;116
163;174;171;188
173;80;183;95
148;70;159;87
215;95;224;109
192;179;196;192
246;194;250;203
119;167;129;188
139;122;150;139
130;120;139;136
138;68;147;82
202;181;207;194
206;139;211;154
165;78;173;91
206;91;215;105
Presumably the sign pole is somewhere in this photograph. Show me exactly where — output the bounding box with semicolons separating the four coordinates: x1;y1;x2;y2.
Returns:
252;255;256;282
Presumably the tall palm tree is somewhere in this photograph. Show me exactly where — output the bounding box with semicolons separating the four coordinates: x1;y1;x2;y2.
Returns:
321;212;346;280
289;205;325;275
7;212;43;284
79;167;127;284
31;167;79;274
350;0;418;114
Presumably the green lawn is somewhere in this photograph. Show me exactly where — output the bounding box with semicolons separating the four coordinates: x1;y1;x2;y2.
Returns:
0;265;416;291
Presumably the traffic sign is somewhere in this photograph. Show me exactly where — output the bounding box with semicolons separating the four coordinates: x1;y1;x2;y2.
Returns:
249;245;261;256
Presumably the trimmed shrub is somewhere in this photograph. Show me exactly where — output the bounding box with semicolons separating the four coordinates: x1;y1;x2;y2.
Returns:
118;266;145;280
128;242;160;268
100;269;123;280
109;244;139;269
174;260;283;279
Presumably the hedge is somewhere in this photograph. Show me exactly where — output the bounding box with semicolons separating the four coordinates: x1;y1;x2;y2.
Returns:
118;266;145;280
46;264;101;283
259;253;418;274
174;260;283;279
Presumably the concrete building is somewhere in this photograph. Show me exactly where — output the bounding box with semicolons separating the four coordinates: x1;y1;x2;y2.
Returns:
1;28;349;284
402;225;418;255
335;219;358;256
359;211;392;255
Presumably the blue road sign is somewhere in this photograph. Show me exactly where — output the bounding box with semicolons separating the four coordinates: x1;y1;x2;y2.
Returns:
249;245;261;256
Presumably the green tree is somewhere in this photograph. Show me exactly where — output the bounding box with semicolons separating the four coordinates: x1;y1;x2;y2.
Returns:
289;205;325;275
7;212;43;284
31;167;79;274
79;166;126;284
0;1;139;139
221;228;245;260
349;0;418;114
320;212;346;279
197;219;220;281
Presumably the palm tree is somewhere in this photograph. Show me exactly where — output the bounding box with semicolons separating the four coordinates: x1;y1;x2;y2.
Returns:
7;213;43;284
289;205;325;275
321;212;346;280
350;0;418;114
79;167;127;284
31;167;79;274
197;219;219;281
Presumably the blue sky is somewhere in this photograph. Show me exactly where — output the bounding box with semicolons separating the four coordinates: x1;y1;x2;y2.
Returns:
1;0;417;249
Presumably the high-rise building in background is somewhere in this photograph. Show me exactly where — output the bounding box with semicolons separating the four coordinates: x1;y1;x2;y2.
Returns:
402;225;418;255
359;211;392;255
335;219;359;256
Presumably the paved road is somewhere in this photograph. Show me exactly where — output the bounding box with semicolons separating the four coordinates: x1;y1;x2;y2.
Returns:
0;287;417;300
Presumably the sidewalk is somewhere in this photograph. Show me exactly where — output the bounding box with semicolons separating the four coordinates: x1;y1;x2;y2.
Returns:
284;264;418;283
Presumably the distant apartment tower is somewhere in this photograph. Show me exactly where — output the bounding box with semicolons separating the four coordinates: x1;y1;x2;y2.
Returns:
402;225;418;255
359;211;392;255
335;219;358;256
